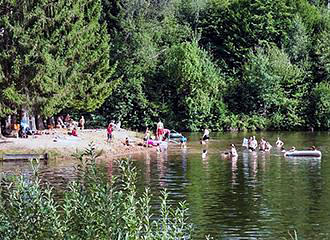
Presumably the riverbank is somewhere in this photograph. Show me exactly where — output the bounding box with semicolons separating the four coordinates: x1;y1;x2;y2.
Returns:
0;128;149;158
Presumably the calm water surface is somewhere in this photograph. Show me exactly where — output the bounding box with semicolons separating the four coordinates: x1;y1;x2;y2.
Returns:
1;131;330;239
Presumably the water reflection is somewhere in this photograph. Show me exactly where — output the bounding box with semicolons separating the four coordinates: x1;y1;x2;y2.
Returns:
1;131;330;239
231;156;238;187
181;147;188;175
157;151;168;188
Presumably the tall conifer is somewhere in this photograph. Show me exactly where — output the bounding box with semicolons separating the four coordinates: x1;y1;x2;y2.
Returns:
0;0;116;117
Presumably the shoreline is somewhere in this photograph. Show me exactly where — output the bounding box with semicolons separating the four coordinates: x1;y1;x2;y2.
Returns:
0;128;152;159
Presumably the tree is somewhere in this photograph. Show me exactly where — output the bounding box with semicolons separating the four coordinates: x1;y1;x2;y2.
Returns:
163;41;226;131
199;0;293;70
284;16;310;65
0;0;116;118
315;30;330;82
312;82;330;129
100;0;193;129
237;46;307;129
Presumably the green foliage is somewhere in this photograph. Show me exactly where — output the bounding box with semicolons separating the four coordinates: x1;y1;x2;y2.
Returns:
0;145;194;239
172;0;208;29
100;0;193;130
312;82;330;129
287;0;322;32
101;77;157;130
1;0;330;130
0;0;116;117
98;0;330;131
284;16;310;65
223;114;268;131
0;160;64;239
232;45;307;130
199;0;294;69
315;30;330;81
163;41;226;131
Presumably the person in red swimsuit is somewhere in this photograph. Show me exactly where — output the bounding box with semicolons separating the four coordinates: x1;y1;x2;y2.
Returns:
71;128;78;137
107;123;113;143
156;119;164;140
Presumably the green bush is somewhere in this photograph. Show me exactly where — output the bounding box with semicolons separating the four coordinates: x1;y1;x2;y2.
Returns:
312;82;330;129
0;145;194;240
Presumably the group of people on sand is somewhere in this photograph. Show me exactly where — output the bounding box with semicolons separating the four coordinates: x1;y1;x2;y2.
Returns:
56;115;85;130
66;116;85;137
144;120;167;142
106;121;132;146
143;120;188;151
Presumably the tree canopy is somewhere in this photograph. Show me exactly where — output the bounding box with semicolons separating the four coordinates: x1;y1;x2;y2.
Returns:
1;0;330;131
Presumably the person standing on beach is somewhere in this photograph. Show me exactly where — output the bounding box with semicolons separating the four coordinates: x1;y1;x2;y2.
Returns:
156;119;164;140
144;127;151;141
107;123;113;143
79;116;85;130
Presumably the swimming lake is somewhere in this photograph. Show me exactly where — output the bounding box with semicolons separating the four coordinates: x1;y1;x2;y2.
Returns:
1;131;330;239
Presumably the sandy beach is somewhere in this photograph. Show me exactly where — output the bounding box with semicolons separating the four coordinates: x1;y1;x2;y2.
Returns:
0;128;149;158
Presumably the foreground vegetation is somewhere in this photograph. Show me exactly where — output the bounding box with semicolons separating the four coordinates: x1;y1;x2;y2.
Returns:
0;145;193;239
1;0;330;131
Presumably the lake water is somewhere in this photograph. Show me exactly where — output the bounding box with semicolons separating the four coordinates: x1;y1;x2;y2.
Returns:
1;131;330;239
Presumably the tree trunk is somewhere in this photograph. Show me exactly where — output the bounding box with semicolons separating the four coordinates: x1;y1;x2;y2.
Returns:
36;115;45;130
0;118;4;138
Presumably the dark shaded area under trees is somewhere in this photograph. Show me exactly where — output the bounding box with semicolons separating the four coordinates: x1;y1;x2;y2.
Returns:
1;0;330;132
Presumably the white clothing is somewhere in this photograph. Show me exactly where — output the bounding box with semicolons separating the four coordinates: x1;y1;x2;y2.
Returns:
157;121;164;129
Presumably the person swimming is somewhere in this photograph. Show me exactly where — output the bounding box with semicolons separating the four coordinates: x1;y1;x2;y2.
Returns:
276;137;284;148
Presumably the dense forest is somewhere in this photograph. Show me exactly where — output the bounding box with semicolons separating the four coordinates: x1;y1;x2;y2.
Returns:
0;0;330;132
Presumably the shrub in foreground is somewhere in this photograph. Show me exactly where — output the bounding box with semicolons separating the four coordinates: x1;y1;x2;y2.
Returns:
0;145;192;240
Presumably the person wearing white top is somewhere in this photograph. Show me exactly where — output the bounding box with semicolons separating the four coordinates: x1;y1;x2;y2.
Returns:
230;144;238;157
276;137;284;147
156;120;164;140
202;128;210;141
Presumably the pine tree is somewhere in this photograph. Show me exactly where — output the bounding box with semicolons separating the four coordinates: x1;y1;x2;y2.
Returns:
0;0;116;118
